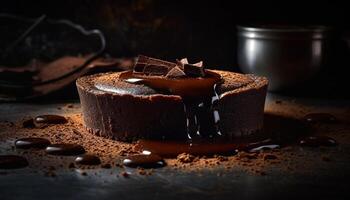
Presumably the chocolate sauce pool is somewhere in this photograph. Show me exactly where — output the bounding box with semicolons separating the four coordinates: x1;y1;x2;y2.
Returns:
120;70;223;139
134;113;337;158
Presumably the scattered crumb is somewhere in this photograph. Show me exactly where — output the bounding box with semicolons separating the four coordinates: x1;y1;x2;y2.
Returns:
177;153;196;163
101;163;112;169
0;110;347;177
120;171;130;178
137;168;147;175
68;163;75;168
214;155;228;162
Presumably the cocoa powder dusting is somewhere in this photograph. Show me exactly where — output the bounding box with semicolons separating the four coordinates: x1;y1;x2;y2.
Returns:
0;111;347;176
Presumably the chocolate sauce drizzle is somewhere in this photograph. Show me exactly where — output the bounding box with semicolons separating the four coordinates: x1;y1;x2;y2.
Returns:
120;70;223;140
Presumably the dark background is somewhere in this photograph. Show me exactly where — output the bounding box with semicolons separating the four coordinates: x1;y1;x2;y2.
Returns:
1;0;349;71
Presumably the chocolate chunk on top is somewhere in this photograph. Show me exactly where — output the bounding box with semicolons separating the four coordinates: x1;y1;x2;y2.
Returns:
184;61;205;77
166;66;186;78
177;58;205;77
133;55;176;76
132;55;206;77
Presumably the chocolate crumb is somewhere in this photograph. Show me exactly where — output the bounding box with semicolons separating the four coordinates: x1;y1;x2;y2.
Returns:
237;152;258;160
177;153;196;163
214;155;228;162
101;163;112;169
120;171;130;178
137;168;147;175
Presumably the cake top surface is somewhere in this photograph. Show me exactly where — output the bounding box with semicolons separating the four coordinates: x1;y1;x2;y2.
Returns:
77;69;267;96
77;55;267;96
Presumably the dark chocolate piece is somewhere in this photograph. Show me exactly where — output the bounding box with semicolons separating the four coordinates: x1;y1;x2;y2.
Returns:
15;137;51;149
34;115;68;124
166;66;186;78
303;113;337;123
133;55;176;75
75;154;101;165
45;144;85;156
184;62;205;77
299;136;337;147
123;154;165;168
143;64;170;76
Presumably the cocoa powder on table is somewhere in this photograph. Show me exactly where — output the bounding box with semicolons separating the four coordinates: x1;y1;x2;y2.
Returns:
0;112;347;176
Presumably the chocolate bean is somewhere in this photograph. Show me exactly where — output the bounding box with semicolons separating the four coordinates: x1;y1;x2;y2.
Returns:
123;154;165;168
75;154;101;165
15;137;51;149
46;144;85;156
34;115;67;124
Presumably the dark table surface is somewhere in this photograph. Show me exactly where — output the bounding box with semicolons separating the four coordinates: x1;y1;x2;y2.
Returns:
1;93;350;200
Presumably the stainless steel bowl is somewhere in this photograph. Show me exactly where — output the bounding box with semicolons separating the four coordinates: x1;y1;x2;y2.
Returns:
237;25;332;91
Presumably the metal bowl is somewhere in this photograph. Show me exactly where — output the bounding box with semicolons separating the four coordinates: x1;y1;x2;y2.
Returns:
237;25;333;91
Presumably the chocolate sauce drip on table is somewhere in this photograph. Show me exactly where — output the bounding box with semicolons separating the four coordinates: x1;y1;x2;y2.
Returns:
75;154;101;165
123;154;165;168
0;155;29;169
303;113;337;123
134;114;312;157
35;115;68;124
120;71;223;139
45;144;85;156
15;137;51;149
299;136;337;147
135;139;241;157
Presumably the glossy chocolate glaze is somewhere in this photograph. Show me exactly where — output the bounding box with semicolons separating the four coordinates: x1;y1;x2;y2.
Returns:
134;113;312;157
119;70;223;139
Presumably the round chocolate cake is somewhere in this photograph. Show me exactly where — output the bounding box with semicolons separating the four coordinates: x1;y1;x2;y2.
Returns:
76;56;268;141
